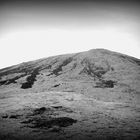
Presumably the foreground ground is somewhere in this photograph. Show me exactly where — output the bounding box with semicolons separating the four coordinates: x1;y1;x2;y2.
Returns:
0;89;140;140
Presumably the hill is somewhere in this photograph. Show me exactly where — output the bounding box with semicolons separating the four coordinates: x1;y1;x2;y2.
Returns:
0;49;140;140
0;48;140;102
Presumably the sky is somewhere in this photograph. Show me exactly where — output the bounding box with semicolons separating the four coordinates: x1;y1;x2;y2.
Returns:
0;0;140;69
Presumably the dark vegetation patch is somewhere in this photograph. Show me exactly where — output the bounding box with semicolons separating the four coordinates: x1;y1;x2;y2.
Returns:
53;84;60;87
48;57;73;76
80;58;110;79
0;74;26;86
1;106;75;130
0;63;36;77
1;106;74;120
21;68;39;89
0;57;49;86
0;80;7;85
22;117;77;129
95;80;117;88
20;106;76;131
0;62;41;86
80;66;107;79
9;114;21;119
52;106;63;109
80;58;117;88
33;107;48;115
0;58;61;87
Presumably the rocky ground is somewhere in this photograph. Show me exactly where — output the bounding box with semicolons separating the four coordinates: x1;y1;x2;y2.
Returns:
0;90;140;140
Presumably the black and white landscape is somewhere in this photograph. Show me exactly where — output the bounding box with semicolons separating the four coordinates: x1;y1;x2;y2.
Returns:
0;0;140;140
0;49;140;140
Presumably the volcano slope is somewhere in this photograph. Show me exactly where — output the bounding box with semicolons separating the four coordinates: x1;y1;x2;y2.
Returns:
0;49;140;140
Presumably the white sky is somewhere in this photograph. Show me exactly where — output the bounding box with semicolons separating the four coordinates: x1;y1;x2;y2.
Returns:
0;1;140;69
0;26;139;69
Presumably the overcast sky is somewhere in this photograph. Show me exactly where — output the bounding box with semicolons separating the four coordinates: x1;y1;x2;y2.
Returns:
0;0;140;69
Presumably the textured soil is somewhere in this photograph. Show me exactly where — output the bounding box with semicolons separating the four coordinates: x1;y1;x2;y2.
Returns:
0;91;140;140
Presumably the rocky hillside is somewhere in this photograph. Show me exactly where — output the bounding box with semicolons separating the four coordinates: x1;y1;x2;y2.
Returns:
0;49;140;140
0;49;140;102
